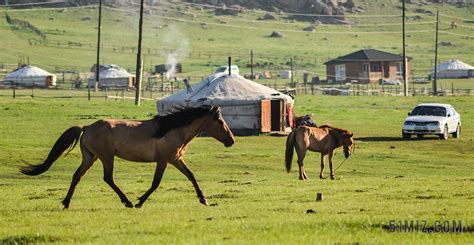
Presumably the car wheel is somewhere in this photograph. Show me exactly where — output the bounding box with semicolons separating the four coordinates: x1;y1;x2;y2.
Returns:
452;124;461;138
417;134;424;139
402;133;411;139
439;124;448;140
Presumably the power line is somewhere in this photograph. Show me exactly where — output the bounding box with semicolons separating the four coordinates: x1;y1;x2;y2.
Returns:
439;13;474;22
180;2;403;18
440;21;474;29
4;5;93;12
3;1;72;7
438;31;474;38
131;4;436;28
156;15;433;34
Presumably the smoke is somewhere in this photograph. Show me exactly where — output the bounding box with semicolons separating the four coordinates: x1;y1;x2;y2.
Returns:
162;24;190;80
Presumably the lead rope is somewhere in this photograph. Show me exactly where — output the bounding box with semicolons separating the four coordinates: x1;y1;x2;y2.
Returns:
334;140;355;174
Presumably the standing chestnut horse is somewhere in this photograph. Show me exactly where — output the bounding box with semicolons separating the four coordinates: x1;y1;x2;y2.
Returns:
20;107;235;209
285;125;354;180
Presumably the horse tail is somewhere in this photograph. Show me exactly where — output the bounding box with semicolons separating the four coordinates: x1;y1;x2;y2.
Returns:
20;126;83;176
285;130;296;173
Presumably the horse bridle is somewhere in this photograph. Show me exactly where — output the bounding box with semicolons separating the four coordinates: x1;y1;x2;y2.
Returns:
334;138;355;173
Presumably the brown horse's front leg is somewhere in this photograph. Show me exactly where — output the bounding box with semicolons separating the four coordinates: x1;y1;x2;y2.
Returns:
328;150;335;180
171;158;209;205
319;154;325;179
135;161;168;208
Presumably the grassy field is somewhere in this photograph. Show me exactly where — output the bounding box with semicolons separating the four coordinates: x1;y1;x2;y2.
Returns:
0;1;473;81
0;95;473;243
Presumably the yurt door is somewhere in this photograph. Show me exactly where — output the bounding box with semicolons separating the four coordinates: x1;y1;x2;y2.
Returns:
271;99;284;131
260;100;271;133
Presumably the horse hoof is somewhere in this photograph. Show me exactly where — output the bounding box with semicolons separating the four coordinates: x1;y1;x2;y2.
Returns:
319;175;324;179
61;200;70;209
124;202;134;208
330;176;335;180
200;198;209;206
135;203;143;208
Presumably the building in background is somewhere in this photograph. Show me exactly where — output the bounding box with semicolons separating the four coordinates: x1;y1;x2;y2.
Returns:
325;49;411;84
431;59;474;78
157;74;294;135
3;65;56;87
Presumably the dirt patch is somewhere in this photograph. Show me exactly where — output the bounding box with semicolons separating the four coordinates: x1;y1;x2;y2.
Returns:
208;193;236;199
219;179;238;184
415;195;441;199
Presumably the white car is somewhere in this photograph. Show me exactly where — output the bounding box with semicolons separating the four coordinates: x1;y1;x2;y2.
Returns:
402;103;461;140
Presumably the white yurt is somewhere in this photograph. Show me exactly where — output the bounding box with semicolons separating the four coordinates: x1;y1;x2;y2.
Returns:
88;68;134;88
432;59;474;78
4;65;56;87
156;74;295;135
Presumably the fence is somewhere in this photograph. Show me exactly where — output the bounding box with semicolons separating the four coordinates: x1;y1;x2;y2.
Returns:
5;14;47;42
263;82;474;96
2;80;473;102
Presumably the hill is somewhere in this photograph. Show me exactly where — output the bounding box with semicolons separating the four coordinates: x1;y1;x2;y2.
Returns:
0;0;472;84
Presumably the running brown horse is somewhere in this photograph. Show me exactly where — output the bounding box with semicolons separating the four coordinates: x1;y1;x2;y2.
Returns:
20;106;235;209
285;125;354;180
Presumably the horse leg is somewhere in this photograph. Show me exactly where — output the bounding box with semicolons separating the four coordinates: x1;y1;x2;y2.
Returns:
296;147;308;180
62;144;97;209
135;161;168;208
319;154;325;179
100;156;133;208
171;158;208;206
329;150;335;180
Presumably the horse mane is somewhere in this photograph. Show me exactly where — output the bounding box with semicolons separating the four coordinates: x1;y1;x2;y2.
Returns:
319;125;352;136
153;107;215;138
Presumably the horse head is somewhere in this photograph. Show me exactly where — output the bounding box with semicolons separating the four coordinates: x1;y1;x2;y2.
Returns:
341;131;354;159
204;107;235;147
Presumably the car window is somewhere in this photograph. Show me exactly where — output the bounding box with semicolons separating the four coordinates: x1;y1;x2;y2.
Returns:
411;106;446;117
449;106;457;115
216;67;227;73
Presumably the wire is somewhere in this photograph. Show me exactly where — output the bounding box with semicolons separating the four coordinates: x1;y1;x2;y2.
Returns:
3;5;93;12
440;21;474;30
156;15;433;34
180;2;403;18
2;1;72;7
439;13;474;22
438;31;474;38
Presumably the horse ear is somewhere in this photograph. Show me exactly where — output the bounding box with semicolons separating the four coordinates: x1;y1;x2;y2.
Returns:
212;106;221;113
350;133;353;137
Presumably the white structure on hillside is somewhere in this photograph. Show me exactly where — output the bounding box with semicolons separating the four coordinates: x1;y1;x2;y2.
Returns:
88;68;134;88
432;59;474;78
157;74;295;135
4;65;56;87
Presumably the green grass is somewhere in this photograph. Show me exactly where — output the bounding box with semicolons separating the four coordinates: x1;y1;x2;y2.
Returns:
0;95;473;243
0;1;473;82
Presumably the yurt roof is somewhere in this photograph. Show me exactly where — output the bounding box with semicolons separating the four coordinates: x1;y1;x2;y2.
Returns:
5;65;52;79
435;59;474;71
159;74;293;106
98;68;133;79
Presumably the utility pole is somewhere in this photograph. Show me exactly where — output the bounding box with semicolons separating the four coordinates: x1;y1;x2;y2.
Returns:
402;0;408;96
433;9;439;96
250;49;254;80
134;0;145;106
290;57;294;85
92;0;103;100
